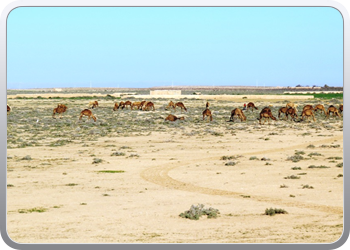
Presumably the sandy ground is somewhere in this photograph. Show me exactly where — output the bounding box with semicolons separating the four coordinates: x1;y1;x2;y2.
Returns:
6;95;343;244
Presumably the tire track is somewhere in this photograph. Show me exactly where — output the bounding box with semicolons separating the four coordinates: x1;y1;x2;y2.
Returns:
140;135;343;215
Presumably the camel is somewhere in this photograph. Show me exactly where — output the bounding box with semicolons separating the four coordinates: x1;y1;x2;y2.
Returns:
7;104;11;114
131;101;142;110
278;107;288;120
247;102;258;111
79;109;97;122
140;101;147;110
203;108;213;122
303;105;313;111
89;101;99;109
175;102;187;112
166;101;176;110
301;109;316;122
165;114;185;121
327;106;341;118
206;102;210;108
113;102;119;111
143;102;155;111
261;107;272;113
286;107;298;121
52;104;67;119
339;104;343;114
120;101;132;110
258;109;276;125
313;104;326;116
286;102;298;112
229;108;246;122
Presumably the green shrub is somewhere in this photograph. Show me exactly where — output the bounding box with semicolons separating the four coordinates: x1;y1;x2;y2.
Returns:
265;208;288;216
179;204;220;220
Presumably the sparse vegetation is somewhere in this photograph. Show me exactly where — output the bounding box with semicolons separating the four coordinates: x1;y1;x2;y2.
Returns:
264;208;288;216
179;204;220;220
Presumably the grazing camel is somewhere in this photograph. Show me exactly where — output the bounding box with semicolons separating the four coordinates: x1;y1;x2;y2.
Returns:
230;108;246;122
89;101;99;109
120;101;132;110
175;102;187;112
301;109;316;122
258;109;276;125
339;104;343;114
313;104;326;116
140;101;147;110
113;102;119;111
278;107;288;120
79;109;97;122
166;101;176;110
247;102;258;111
286;107;298;121
303;105;313;111
327;106;341;118
7;104;11;114
52;104;67;119
203;108;213;122
131;101;142;110
286;102;298;112
165;114;185;121
143;102;155;111
261;107;272;113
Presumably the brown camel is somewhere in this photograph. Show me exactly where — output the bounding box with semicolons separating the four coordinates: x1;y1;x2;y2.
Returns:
278;107;288;120
286;102;298;112
79;109;97;122
303;105;313;111
313;104;326;115
247;102;258;111
166;101;176;110
120;101;132;110
113;102;119;111
258;109;276;125
165;114;185;121
286;107;298;120
139;101;147;110
7;104;11;114
175;102;187;112
203;108;213;122
89;101;99;109
230;108;246;122
143;102;155;111
52;104;67;119
339;104;343;114
206;102;210;108
131;101;142;110
301;109;316;122
327;106;341;118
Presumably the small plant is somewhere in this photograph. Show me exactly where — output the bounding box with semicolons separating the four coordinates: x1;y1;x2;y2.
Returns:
18;207;47;213
290;194;295;198
307;144;315;148
295;151;305;155
337;174;343;178
297;173;307;175
129;154;140;158
336;162;343;168
179;204;220;220
308;152;322;157
264;208;288;216
111;151;125;156
249;156;258;160
240;195;250;198
92;158;103;164
284;175;300;179
7;184;14;188
225;161;236;166
327;156;342;160
308;165;330;169
280;184;288;188
66;183;78;186
21;155;32;160
97;170;124;173
287;155;304;162
80;203;87;205
302;184;314;189
291;167;301;170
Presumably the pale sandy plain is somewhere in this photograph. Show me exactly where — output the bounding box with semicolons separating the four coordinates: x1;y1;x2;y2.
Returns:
6;92;343;243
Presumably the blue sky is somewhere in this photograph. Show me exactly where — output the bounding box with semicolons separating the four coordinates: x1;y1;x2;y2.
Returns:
7;7;343;89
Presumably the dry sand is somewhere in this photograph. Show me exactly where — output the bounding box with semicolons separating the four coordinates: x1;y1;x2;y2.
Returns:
6;94;343;244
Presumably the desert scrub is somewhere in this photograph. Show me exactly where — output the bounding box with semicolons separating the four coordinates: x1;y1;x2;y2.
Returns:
295;150;305;155
92;158;103;164
97;170;125;173
327;156;342;160
302;184;314;189
179;204;220;220
280;184;288;188
111;151;125;156
220;155;243;160
308;152;322;157
18;207;47;213
264;208;288;216
291;167;301;170
336;162;343;168
284;175;300;179
21;155;32;160
225;161;236;166
286;155;304;162
249;156;258;160
308;165;330;169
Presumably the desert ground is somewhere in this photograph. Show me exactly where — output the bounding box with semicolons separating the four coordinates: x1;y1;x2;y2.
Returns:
6;90;343;243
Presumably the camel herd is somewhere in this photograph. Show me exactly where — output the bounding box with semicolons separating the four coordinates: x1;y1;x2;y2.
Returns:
7;100;343;125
